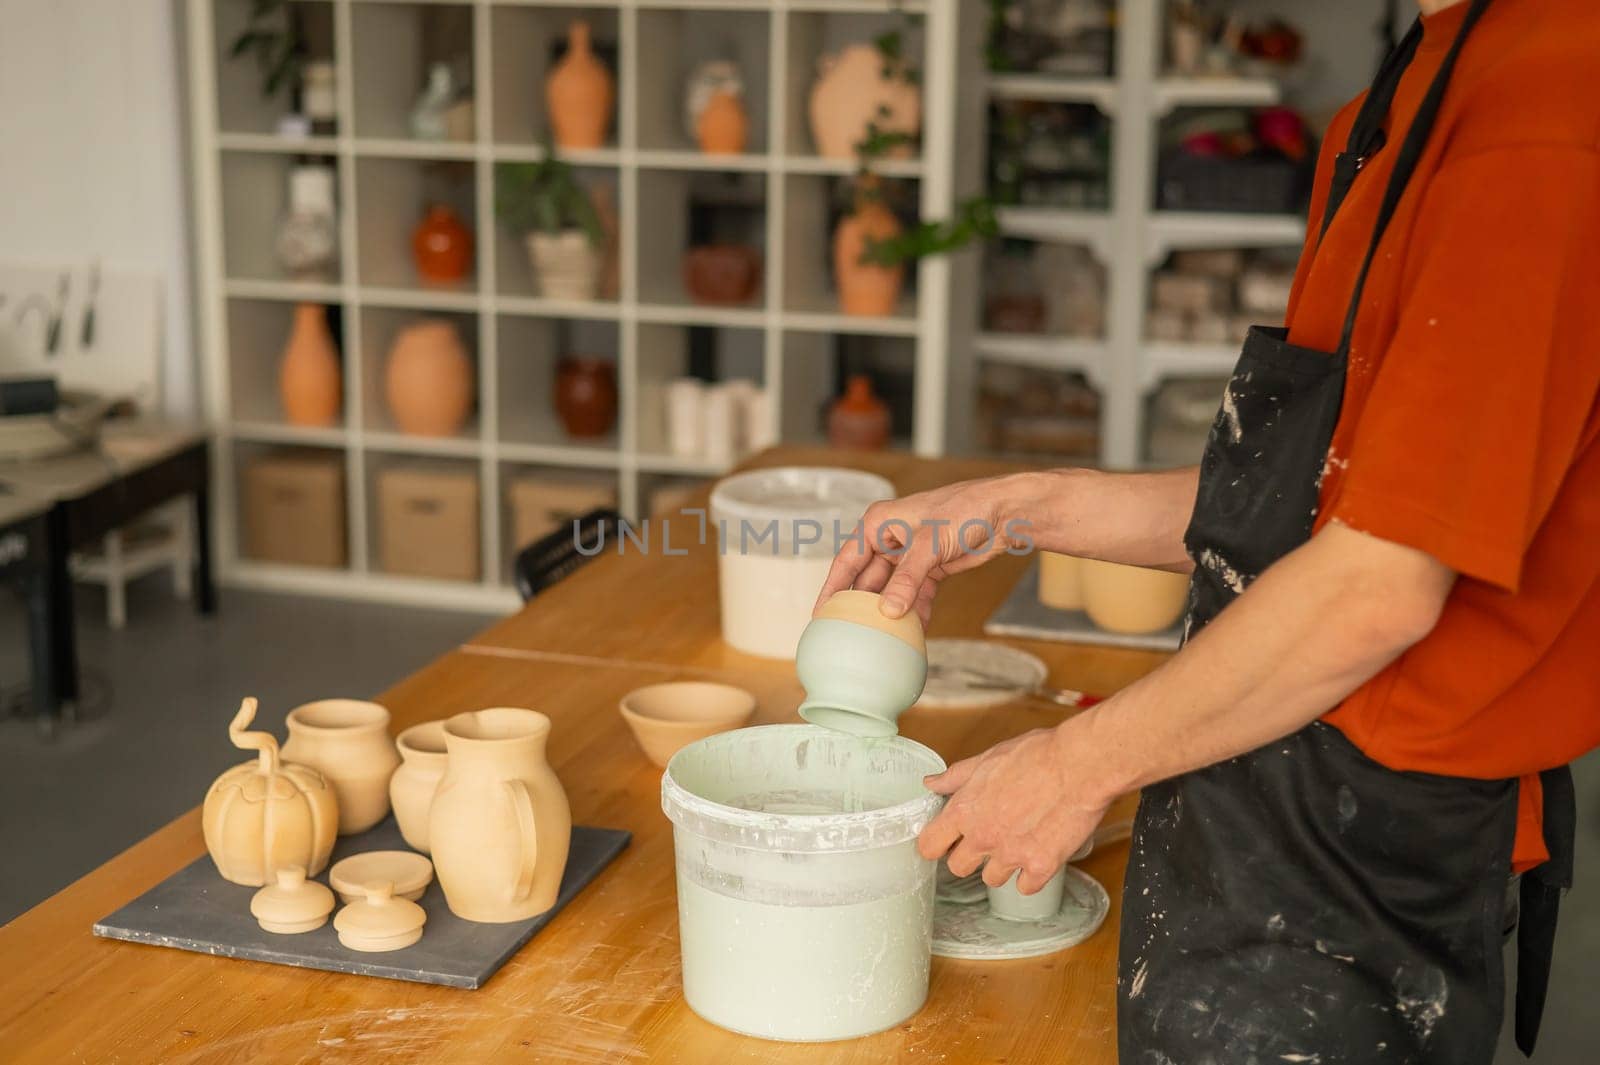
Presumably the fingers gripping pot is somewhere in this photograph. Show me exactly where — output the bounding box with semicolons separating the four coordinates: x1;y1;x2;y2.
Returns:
662;724;946;1041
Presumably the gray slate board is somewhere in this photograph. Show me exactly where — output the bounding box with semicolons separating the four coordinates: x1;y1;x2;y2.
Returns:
93;818;630;989
984;562;1184;652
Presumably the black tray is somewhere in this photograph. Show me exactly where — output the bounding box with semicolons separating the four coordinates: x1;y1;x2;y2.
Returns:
93;817;630;989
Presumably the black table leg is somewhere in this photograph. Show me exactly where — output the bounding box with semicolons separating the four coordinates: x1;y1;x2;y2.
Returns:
44;505;78;715
24;566;58;726
194;484;216;615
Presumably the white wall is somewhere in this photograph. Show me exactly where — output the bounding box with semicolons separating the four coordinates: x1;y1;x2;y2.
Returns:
0;0;195;416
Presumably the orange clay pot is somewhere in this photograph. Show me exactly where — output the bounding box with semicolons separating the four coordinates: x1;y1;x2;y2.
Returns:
279;303;341;427
385;319;474;437
833;185;904;317
546;20;614;150
696;90;748;155
412;204;473;285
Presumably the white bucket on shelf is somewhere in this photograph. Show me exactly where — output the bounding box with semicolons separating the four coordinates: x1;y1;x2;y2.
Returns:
662;725;945;1042
708;467;894;659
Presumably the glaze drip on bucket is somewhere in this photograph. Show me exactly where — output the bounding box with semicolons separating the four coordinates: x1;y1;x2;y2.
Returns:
662;725;945;1041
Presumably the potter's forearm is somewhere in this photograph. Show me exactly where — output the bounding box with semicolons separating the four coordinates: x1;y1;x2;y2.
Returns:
1009;467;1199;571
1061;523;1455;803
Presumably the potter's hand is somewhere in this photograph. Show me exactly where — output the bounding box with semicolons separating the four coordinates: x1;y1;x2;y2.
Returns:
815;474;1039;623
917;724;1110;895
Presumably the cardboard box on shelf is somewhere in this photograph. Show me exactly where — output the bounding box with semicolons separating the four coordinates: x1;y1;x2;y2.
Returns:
377;465;480;582
507;472;617;552
242;451;347;569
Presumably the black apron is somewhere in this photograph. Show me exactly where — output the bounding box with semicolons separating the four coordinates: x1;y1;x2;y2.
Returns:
1117;2;1576;1061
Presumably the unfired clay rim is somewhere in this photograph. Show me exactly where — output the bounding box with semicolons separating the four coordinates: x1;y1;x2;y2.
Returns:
286;699;391;734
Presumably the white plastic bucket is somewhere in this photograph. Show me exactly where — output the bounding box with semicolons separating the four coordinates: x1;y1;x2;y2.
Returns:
708;467;894;659
662;724;946;1041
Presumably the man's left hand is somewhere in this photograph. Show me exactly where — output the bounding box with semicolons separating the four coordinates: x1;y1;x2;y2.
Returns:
917;724;1110;895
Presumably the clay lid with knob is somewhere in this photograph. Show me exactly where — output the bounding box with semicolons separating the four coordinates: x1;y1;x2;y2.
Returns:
250;866;336;935
334;882;427;953
814;589;926;654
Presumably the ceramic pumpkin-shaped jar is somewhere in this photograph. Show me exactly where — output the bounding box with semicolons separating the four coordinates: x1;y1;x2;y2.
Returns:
203;698;339;887
808;43;922;160
385;319;474;436
546;20;614;150
833;181;905;317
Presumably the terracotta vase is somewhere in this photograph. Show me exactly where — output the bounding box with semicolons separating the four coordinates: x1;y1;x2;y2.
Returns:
279;303;341;427
527;230;602;301
385;319;474;436
696;90;748;155
546;20;613;150
202;698;338;887
827;375;892;450
282;699;401;835
412;204;473;285
554;357;617;438
833;186;905;317
683;245;762;306
808;43;922;160
430;708;572;923
390;720;449;854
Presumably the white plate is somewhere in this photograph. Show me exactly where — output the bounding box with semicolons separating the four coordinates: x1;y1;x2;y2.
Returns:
917;639;1049;710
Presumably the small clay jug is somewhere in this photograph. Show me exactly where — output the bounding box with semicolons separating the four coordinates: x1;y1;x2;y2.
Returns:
546;20;614;150
808;43;922;160
430;708;572;923
203;698;339;886
827;375;891;450
553;357;617;438
385;319;474;437
696;90;748;155
390;720;449;854
833;182;905;317
279;303;341;427
412;204;473;285
282;699;401;835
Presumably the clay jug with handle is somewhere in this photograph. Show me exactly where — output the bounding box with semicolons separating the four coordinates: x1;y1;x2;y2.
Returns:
279;303;341;427
546;21;613;150
430;708;572;923
833;181;905;317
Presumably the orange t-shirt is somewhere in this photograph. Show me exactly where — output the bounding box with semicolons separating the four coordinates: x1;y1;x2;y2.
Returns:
1285;0;1600;870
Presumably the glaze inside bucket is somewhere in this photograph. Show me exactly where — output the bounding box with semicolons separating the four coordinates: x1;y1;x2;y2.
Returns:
662;724;945;1041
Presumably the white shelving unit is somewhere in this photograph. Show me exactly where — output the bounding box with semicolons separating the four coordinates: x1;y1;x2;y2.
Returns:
957;0;1309;468
186;0;960;610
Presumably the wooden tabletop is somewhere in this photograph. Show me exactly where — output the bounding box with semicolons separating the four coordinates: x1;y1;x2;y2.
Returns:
0;420;206;501
0;448;1168;1064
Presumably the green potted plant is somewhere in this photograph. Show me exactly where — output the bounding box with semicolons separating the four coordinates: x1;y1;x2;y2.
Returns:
495;154;606;301
832;118;998;317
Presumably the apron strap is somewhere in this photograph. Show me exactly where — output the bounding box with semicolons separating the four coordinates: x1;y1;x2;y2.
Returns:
1516;764;1576;1055
1320;19;1425;240
1334;0;1494;356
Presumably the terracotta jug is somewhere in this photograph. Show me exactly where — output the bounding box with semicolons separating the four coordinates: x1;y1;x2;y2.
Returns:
282;699;401;835
553;357;617;438
827;375;891;450
808;43;922;160
833;183;905;317
430;708;572;923
412;204;473;285
279;303;342;427
546;21;613;150
696;90;748;155
390;720;449;854
385;319;474;436
203;698;338;886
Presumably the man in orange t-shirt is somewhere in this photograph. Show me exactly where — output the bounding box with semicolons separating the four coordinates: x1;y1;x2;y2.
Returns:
815;0;1598;1061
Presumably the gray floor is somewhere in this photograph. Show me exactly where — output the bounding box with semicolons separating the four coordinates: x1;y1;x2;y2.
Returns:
0;576;1594;1061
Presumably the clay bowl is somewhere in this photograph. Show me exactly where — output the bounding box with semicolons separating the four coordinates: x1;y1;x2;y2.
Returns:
683;244;762;306
795;589;927;738
1036;551;1083;611
329;850;434;904
1079;558;1191;635
620;682;758;768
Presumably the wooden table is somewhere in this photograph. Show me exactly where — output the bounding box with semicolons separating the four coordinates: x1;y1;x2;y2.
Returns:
0;421;215;728
0;486;56;718
0;449;1169;1064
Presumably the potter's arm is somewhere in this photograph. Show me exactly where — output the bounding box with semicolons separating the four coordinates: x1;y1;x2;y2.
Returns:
817;465;1199;621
